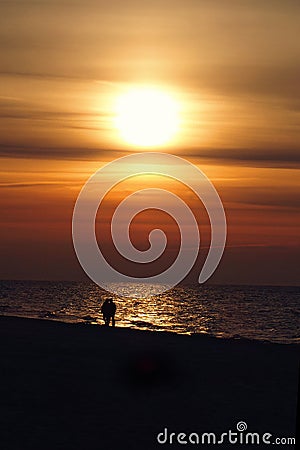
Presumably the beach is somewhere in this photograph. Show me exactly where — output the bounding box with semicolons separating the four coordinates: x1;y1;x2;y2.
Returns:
0;316;298;449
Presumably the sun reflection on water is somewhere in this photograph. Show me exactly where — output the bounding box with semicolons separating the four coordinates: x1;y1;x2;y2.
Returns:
0;281;299;343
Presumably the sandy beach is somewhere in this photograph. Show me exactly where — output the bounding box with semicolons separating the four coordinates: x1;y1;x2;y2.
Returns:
0;316;298;449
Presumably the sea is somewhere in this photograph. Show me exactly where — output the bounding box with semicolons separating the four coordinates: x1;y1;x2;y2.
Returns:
0;280;299;344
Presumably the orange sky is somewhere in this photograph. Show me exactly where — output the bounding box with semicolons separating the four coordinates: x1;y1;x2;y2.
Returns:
0;0;299;285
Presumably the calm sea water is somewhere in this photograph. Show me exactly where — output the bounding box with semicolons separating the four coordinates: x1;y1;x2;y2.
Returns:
0;280;299;344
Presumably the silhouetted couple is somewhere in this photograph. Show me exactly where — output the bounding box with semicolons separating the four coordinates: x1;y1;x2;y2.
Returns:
101;298;116;327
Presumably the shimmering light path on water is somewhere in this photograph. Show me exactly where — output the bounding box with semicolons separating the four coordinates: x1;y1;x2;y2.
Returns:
0;281;299;344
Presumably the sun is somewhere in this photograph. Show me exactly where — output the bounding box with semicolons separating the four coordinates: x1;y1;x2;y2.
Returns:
114;87;179;147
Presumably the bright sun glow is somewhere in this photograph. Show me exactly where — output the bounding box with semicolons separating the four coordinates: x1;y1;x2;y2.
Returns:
115;87;179;147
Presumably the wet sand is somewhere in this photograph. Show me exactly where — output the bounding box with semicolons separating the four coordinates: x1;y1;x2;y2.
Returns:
0;316;299;449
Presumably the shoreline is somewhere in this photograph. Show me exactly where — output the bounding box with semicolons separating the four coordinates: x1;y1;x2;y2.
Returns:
1;313;299;346
0;315;299;449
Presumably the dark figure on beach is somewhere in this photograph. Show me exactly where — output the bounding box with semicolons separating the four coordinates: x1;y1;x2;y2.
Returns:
101;298;116;327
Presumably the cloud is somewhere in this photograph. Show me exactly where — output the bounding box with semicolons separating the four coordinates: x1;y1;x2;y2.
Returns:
0;144;124;161
223;186;300;210
185;148;300;169
0;144;299;169
0;181;78;189
0;96;112;129
187;63;300;106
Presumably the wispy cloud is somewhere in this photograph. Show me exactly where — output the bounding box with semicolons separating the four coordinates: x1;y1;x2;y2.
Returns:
0;181;79;189
0;144;124;161
189;148;300;168
1;144;299;168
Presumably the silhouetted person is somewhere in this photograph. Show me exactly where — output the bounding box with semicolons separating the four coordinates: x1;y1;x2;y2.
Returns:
101;299;110;326
101;298;116;326
108;298;116;326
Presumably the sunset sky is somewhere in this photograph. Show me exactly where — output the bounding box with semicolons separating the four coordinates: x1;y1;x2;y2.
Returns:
0;0;299;285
